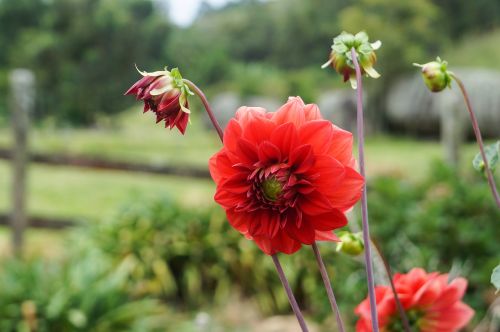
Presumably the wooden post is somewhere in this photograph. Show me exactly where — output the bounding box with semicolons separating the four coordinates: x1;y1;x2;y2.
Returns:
439;94;465;168
9;69;34;256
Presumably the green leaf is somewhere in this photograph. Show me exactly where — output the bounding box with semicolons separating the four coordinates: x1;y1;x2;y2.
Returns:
472;141;500;175
492;265;500;293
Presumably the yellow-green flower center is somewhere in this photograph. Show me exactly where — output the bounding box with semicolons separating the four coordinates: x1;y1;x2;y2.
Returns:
261;177;283;202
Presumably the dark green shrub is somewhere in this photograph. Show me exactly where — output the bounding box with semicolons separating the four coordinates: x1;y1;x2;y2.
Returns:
0;251;169;331
368;161;500;320
89;196;364;321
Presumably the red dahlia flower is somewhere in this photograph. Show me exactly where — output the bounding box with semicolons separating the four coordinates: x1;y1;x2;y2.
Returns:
355;268;474;332
125;67;192;134
209;97;364;255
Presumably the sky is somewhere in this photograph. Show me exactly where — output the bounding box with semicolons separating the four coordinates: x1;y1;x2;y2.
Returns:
166;0;232;26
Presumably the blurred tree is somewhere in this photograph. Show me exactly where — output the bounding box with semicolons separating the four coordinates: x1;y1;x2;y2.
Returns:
337;0;444;129
0;0;171;124
432;0;500;39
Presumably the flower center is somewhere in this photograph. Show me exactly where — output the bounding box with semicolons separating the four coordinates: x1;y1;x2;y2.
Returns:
261;177;283;202
386;309;424;332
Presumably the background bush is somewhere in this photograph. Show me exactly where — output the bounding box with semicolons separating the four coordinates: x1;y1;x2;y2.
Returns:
0;162;497;328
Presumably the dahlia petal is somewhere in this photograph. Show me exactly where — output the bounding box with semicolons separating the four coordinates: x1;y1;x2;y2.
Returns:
328;126;355;167
209;151;236;183
308;155;345;190
270;231;302;255
272;96;306;127
413;278;441;307
298;190;334;215
221;172;251;194
175;111;189;134
303;103;323;121
248;209;280;237
270;122;299;157
314;230;340;242
305;209;348;231
298;120;334;155
423;302;474;331
325;167;364;211
258;141;282;165
157;93;179;113
223;119;243;159
235;106;267;125
226;209;250;233
236;138;259;165
252;235;274;255
286;219;315;244
124;75;157;95
243;116;276;145
289;144;315;174
214;188;246;208
431;277;468;310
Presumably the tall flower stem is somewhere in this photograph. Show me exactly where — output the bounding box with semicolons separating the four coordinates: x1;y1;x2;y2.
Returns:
372;240;411;332
450;74;500;208
312;242;345;332
271;255;310;332
185;80;309;332
183;79;224;141
350;47;379;332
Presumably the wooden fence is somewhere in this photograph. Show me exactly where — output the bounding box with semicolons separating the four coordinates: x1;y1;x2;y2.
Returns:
2;69;211;254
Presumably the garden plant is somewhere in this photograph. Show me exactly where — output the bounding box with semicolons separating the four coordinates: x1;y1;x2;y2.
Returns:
123;30;499;332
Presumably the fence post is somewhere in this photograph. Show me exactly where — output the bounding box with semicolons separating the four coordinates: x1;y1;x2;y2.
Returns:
9;69;35;256
439;94;465;168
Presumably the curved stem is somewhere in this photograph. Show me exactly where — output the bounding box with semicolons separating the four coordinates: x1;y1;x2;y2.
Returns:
271;255;309;332
183;79;224;142
372;240;412;332
312;242;345;332
450;74;500;208
351;47;379;332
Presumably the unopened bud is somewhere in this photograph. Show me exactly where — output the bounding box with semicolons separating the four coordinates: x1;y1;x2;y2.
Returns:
414;57;452;93
336;231;364;256
322;31;381;89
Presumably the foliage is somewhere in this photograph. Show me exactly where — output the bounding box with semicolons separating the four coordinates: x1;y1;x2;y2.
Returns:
443;29;500;70
472;141;500;175
492;265;500;293
86;196;365;322
368;161;500;319
0;0;170;124
0;252;169;331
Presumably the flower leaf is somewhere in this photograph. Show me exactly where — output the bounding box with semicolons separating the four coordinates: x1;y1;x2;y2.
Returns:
492;265;500;294
472;141;500;175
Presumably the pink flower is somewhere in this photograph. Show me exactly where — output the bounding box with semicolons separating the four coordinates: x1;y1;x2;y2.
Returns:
355;268;474;332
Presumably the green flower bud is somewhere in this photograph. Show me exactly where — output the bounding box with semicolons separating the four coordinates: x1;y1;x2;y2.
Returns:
413;57;452;93
322;31;382;89
336;231;364;256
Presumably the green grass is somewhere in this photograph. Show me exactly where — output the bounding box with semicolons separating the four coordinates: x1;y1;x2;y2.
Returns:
0;106;220;166
443;29;500;70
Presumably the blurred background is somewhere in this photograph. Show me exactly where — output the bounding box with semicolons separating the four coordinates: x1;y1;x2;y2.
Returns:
0;0;499;331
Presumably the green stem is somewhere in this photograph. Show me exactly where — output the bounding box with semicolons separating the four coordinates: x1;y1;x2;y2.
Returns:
450;74;500;208
351;47;379;332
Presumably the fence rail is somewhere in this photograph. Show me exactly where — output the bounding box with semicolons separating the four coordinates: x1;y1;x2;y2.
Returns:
0;214;77;229
0;148;211;179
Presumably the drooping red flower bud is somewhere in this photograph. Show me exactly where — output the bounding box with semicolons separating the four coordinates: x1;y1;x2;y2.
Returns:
125;67;193;134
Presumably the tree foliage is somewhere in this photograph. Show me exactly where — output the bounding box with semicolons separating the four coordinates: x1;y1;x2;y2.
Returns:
0;0;170;124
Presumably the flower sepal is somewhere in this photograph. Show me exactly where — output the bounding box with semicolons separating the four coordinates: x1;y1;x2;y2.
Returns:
322;31;382;89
